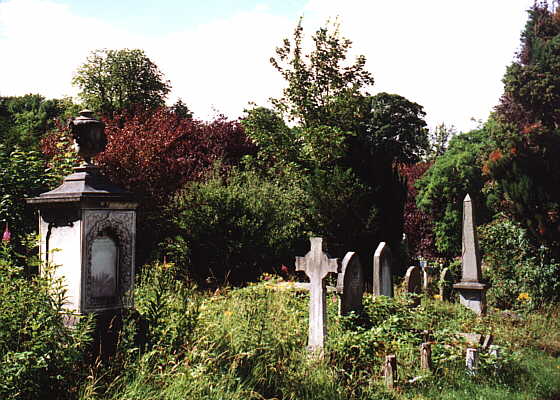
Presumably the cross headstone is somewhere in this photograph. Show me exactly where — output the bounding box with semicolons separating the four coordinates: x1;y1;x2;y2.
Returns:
336;252;364;316
296;237;339;352
404;265;422;307
453;194;488;315
373;242;393;297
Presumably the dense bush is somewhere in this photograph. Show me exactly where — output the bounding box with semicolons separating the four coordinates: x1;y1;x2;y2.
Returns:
0;243;91;400
163;169;309;284
416;126;496;257
489;3;560;250
0;145;62;249
479;216;560;309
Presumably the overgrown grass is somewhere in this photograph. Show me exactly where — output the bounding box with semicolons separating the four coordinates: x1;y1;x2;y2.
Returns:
75;265;560;400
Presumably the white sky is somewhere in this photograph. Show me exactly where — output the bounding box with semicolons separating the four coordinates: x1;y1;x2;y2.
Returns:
0;0;533;132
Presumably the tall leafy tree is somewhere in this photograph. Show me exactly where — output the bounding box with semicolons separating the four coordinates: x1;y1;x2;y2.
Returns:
73;49;171;117
245;20;428;273
489;3;560;248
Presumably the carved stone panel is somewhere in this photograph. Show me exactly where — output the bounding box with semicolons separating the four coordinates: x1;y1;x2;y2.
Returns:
83;210;135;312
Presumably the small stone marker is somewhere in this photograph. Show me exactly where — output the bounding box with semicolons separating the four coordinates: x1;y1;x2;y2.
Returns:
439;268;453;300
404;265;422;306
384;354;398;389
336;252;364;316
296;237;338;353
453;194;488;315
420;342;432;370
373;242;393;297
466;348;479;374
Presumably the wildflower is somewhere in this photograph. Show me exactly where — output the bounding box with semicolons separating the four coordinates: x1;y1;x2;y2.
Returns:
517;292;531;302
224;311;232;317
280;264;289;274
2;223;10;243
433;294;442;300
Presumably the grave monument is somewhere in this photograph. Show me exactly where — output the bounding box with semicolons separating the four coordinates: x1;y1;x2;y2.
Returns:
336;252;364;316
373;242;393;297
28;110;138;320
296;237;338;353
453;194;488;315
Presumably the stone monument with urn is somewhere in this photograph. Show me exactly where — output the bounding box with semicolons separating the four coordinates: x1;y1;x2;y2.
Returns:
28;110;138;321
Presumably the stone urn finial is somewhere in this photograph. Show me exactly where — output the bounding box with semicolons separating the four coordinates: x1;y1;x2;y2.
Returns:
68;110;107;165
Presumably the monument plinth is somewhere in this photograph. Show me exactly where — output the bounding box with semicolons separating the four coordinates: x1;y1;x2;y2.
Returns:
27;110;138;316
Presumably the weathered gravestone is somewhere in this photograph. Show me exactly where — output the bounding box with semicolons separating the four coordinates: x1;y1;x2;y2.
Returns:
373;242;393;297
296;237;338;353
453;194;488;315
439;268;453;300
404;265;422;306
336;252;364;316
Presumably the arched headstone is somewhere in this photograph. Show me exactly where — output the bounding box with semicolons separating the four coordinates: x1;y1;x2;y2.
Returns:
404;265;422;307
373;242;393;297
336;252;364;316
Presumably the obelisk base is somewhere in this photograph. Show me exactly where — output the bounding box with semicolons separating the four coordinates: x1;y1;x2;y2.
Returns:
453;282;488;315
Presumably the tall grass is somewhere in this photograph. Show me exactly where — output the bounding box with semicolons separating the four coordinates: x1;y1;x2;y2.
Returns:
75;267;560;400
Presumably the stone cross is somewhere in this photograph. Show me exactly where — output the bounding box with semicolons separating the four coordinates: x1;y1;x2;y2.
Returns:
373;242;393;297
296;237;338;352
336;252;364;316
453;194;488;315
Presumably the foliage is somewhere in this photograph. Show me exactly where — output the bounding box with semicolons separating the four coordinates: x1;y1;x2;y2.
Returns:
416;126;496;257
78;277;560;400
426;122;458;160
478;216;560;309
399;161;439;259
133;262;201;352
73;49;171;117
244;21;430;275
96;108;255;205
42;108;256;265
270;18;374;127
489;3;560;249
163;168;309;284
0;145;62;248
0;94;79;151
0;243;92;400
351;92;429;165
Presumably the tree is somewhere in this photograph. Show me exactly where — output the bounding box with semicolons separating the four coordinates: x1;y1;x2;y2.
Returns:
426;123;458;160
270;18;374;127
488;3;560;248
72;49;171;117
243;20;431;274
0;94;78;151
416;125;496;256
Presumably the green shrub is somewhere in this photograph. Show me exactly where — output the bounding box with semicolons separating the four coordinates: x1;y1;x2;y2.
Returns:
163;168;309;284
479;216;560;309
416;125;496;257
134;262;201;351
0;243;92;400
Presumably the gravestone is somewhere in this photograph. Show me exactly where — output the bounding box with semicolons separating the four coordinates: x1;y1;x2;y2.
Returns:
373;242;393;297
439;268;453;300
453;194;488;315
404;265;422;306
336;252;364;316
296;237;339;353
